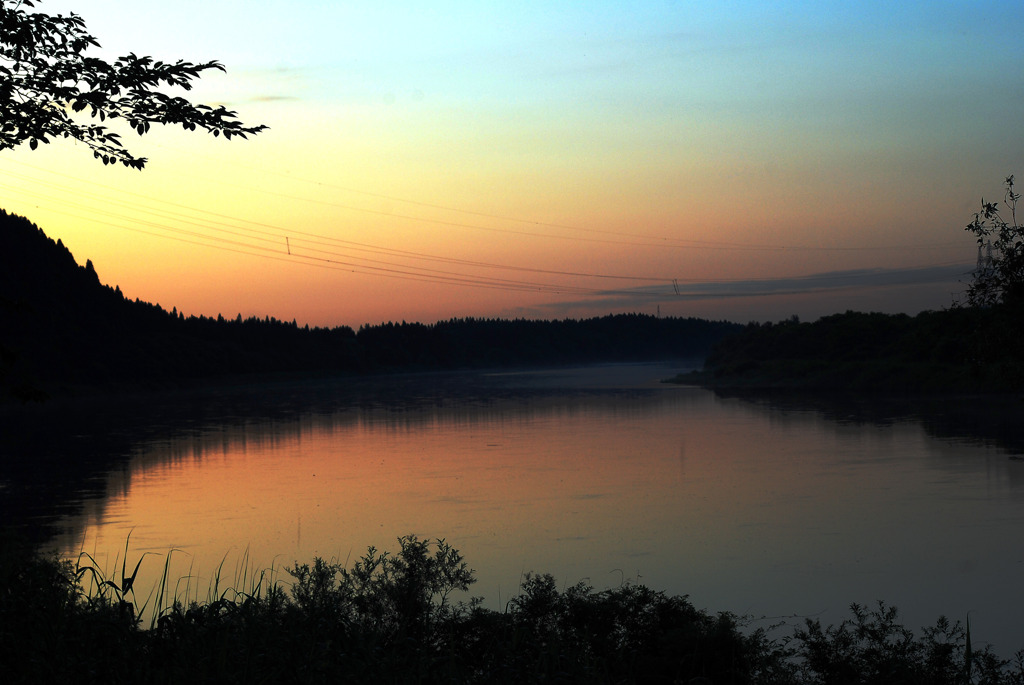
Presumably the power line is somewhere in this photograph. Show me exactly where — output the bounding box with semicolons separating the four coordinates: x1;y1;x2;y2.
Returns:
1;157;965;253
151;144;966;253
3;183;649;295
0;156;972;301
0;172;678;283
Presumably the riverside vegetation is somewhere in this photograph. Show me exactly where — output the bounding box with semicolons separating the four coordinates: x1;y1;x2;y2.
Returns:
674;306;1024;392
677;174;1024;393
3;535;1022;684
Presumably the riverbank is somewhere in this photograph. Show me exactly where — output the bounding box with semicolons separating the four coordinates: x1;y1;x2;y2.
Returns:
668;308;1024;393
3;535;1021;684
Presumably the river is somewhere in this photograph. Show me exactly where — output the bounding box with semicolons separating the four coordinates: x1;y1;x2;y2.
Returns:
4;363;1023;652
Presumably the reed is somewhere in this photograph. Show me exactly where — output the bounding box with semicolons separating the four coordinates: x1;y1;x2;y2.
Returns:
74;531;160;622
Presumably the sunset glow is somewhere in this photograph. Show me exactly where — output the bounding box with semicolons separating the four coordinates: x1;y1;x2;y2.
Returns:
3;0;1021;327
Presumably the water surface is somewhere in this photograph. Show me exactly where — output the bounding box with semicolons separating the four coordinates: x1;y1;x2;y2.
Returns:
13;364;1024;651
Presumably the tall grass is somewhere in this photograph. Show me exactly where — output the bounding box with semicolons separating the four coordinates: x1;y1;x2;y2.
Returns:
73;537;284;631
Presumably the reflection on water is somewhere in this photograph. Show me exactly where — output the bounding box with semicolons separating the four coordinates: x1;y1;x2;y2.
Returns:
5;364;1024;652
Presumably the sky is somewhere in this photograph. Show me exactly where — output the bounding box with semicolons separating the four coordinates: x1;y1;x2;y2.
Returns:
3;0;1023;328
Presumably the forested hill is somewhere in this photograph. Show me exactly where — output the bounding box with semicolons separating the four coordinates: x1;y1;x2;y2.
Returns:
0;210;740;401
681;307;1024;393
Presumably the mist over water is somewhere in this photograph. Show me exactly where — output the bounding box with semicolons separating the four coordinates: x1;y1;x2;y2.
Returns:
20;364;1024;653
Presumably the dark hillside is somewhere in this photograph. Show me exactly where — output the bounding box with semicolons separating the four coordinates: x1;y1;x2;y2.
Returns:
1;211;740;401
0;210;359;399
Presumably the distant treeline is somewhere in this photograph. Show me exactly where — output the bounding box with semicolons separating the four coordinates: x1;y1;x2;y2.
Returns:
683;307;1024;392
0;210;740;400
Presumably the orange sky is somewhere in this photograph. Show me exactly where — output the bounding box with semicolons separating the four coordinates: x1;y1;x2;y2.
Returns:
3;1;1020;328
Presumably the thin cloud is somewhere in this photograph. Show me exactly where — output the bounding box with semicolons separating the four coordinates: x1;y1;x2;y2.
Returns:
248;95;302;103
539;263;974;312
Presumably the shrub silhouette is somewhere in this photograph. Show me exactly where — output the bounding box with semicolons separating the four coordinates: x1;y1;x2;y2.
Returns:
5;535;1024;683
287;534;473;643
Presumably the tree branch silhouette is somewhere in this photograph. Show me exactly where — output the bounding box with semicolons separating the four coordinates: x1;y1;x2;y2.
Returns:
1;0;266;169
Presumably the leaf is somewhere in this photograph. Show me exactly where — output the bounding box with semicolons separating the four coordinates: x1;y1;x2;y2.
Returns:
122;555;147;595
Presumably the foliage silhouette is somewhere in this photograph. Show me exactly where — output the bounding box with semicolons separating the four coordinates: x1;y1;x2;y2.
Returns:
682;309;1024;392
4;536;1024;683
287;535;474;644
667;176;1024;393
965;175;1024;308
0;0;265;168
